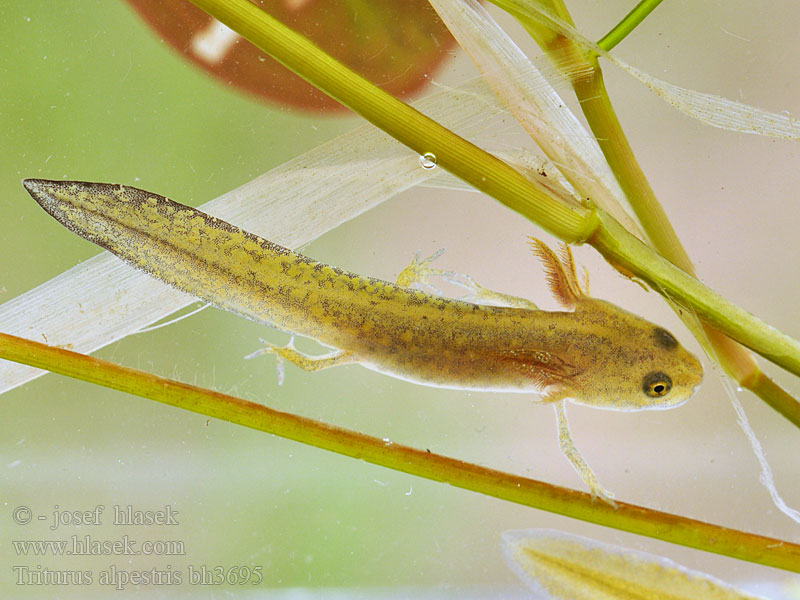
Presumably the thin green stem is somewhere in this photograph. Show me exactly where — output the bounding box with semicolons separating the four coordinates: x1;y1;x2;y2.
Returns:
745;370;800;427
1;331;798;572
571;63;689;260
597;0;665;51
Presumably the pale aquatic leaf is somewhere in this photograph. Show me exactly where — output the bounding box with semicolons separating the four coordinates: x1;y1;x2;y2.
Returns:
428;0;640;236
502;529;767;600
500;0;800;139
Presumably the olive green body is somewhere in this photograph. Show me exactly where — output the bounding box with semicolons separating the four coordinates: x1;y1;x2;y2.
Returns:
24;179;703;411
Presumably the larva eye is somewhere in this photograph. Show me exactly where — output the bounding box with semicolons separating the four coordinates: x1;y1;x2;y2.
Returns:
642;372;672;398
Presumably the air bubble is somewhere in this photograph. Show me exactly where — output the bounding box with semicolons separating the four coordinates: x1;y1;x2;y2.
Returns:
419;153;437;170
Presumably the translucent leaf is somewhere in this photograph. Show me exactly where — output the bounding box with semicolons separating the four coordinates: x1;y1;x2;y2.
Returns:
499;0;800;139
503;529;767;600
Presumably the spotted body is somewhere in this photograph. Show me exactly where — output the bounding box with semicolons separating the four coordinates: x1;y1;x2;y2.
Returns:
24;179;704;500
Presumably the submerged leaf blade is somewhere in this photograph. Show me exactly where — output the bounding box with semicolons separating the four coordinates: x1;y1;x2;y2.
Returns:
502;529;766;600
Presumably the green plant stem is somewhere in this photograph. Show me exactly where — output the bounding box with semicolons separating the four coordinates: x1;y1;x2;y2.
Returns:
597;0;665;51
570;64;689;261
1;331;798;572
747;371;800;425
186;0;800;390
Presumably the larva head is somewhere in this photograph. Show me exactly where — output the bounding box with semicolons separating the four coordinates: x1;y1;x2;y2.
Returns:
563;298;703;411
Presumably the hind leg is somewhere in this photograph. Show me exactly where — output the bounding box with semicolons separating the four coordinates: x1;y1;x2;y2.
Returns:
246;336;357;385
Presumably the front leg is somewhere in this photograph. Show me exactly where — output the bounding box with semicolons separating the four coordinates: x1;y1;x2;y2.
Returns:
396;249;538;309
395;248;452;293
246;336;357;385
552;400;617;507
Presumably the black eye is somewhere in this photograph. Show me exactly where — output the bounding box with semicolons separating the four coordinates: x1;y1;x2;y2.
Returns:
653;327;678;350
643;371;672;397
